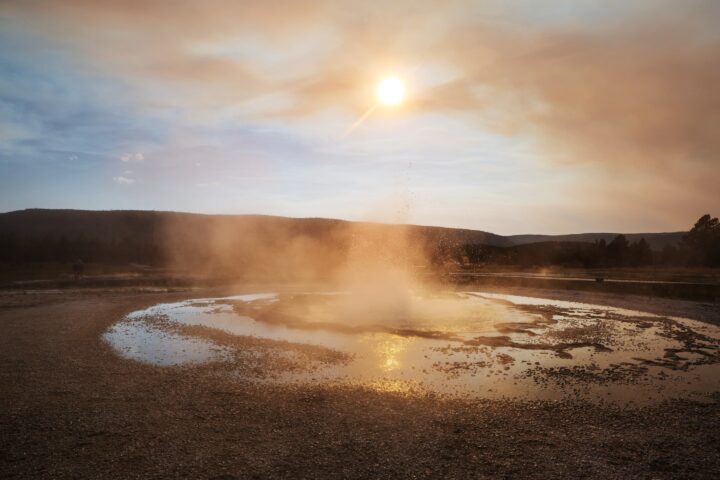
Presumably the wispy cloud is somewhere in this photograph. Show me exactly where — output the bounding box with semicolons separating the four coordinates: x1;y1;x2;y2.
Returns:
119;152;144;163
113;176;135;185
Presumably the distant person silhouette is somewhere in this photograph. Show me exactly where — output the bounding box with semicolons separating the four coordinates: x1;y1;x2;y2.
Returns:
72;259;85;280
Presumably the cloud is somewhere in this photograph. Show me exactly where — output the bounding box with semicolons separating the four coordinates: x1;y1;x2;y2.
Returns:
426;15;720;170
120;152;144;163
113;175;135;185
10;0;711;173
1;0;718;230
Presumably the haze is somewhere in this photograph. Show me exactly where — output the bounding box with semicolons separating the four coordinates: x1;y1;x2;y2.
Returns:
1;0;719;234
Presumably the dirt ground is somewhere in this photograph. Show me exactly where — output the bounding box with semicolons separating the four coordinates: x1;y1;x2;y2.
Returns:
1;288;719;479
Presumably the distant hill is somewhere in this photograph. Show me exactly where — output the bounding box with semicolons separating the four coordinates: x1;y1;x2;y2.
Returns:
0;209;511;247
0;209;695;277
0;209;684;251
507;232;685;250
0;209;511;278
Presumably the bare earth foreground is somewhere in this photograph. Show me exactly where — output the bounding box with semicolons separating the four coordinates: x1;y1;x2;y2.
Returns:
1;288;719;479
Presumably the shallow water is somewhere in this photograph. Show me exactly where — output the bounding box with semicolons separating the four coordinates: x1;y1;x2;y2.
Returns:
104;321;232;366
104;291;720;404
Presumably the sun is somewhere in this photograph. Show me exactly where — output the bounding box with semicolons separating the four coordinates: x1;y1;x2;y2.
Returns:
376;76;406;106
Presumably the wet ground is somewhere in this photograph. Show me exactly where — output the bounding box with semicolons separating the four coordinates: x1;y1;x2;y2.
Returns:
105;291;720;405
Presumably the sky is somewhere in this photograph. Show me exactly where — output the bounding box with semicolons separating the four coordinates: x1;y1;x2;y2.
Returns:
0;0;718;235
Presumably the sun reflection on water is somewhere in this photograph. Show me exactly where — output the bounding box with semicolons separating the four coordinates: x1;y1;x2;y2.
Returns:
372;335;411;372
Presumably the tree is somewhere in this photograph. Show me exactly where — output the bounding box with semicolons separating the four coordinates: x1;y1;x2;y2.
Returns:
0;232;19;263
682;214;720;266
658;244;680;265
629;238;653;266
607;234;629;266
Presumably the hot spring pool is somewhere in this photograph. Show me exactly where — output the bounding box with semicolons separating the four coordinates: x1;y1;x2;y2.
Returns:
104;291;720;404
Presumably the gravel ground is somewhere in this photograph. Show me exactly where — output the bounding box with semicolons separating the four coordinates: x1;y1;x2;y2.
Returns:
1;288;719;479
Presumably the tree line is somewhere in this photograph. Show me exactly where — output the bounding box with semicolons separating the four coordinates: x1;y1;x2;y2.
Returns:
443;214;720;268
0;232;164;265
0;214;718;269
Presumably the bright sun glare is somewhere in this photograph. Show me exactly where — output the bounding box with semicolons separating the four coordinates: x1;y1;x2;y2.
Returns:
376;76;406;106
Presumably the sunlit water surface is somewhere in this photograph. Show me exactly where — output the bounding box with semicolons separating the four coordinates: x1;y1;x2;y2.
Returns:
104;292;720;404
